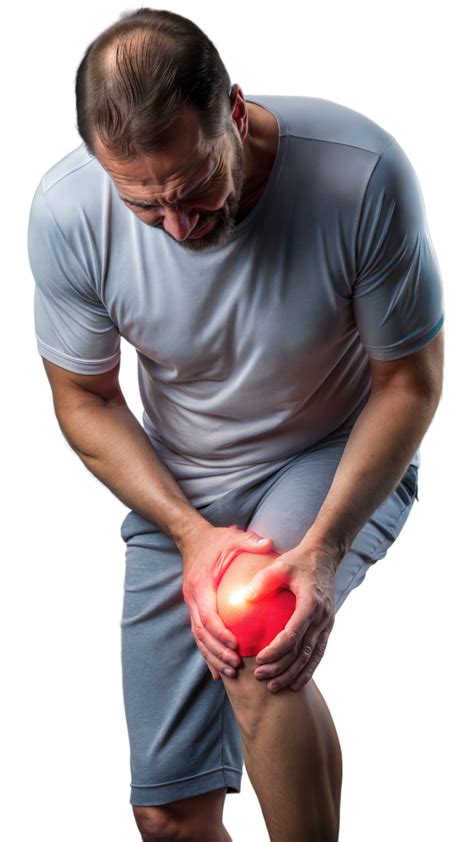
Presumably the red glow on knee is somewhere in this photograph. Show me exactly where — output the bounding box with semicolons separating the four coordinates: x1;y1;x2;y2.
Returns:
216;551;296;656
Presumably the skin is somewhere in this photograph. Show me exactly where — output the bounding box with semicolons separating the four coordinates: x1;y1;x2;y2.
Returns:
87;79;443;840
93;85;331;841
92;83;280;252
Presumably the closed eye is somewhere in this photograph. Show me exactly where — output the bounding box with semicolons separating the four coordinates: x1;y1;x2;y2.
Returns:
123;188;206;211
120;169;219;210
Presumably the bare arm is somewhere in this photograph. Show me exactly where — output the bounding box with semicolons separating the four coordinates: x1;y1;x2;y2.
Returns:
300;328;444;565
42;357;208;549
42;356;276;680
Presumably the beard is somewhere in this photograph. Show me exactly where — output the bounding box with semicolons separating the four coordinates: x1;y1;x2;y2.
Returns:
161;131;247;253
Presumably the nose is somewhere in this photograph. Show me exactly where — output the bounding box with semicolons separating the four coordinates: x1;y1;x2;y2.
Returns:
162;207;200;240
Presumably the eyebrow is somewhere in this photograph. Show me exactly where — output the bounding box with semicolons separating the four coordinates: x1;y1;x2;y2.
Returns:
119;172;213;209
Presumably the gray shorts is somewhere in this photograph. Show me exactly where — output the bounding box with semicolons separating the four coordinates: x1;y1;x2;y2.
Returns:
120;435;419;806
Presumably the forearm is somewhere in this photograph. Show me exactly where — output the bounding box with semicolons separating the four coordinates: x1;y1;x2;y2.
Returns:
300;386;439;567
56;397;208;548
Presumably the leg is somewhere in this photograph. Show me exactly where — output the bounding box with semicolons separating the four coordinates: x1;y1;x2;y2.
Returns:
120;513;243;829
223;658;341;842
216;445;417;840
120;438;417;840
219;552;342;841
132;787;233;841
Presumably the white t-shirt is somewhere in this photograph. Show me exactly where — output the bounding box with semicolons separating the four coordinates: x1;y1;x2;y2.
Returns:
28;95;444;507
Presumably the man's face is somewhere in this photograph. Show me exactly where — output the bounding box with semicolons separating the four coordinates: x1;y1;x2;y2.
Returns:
93;104;246;252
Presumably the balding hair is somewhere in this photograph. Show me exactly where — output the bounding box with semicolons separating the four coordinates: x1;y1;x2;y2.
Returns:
75;7;233;160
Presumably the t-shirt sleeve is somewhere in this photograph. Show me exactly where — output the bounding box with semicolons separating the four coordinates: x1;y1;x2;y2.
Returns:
352;137;445;360
27;181;121;374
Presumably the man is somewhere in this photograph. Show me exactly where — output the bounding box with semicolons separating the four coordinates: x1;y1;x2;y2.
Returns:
27;8;444;841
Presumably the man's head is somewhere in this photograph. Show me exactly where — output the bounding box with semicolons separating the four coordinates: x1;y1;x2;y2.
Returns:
75;8;250;251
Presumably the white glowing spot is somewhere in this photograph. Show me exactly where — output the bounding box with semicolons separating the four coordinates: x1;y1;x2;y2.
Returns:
228;588;248;606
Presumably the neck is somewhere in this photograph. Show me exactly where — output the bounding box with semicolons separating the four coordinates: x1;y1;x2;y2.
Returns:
237;101;279;221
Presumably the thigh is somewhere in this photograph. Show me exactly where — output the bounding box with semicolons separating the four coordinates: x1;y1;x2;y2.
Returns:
118;448;418;807
246;441;419;612
118;453;326;808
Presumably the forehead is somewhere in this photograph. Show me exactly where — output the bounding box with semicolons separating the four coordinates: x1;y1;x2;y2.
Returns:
94;105;224;190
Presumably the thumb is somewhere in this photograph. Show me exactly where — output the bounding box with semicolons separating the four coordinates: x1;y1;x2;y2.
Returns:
243;531;273;553
243;560;285;602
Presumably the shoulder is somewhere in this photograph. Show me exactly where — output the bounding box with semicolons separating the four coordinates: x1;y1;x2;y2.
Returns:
40;143;97;192
246;94;393;156
28;144;115;289
28;144;111;289
31;143;106;226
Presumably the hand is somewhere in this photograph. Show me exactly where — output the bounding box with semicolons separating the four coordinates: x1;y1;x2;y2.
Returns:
242;544;337;692
180;522;274;681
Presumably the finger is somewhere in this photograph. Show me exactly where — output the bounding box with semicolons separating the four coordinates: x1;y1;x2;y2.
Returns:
254;645;301;680
194;635;239;678
194;620;242;671
255;593;315;664
265;624;333;693
255;611;332;680
197;588;242;662
242;531;274;552
190;595;238;673
187;591;240;672
279;593;324;643
258;638;314;692
227;524;273;547
214;533;274;583
288;629;332;692
192;612;226;681
255;627;299;665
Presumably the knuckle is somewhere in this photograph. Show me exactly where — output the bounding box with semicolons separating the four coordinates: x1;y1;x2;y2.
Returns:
301;643;312;662
309;594;321;612
287;630;298;647
281;560;294;576
323;601;332;619
316;637;328;657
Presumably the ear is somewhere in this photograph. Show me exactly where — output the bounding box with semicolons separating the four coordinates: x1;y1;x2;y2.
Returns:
229;84;249;142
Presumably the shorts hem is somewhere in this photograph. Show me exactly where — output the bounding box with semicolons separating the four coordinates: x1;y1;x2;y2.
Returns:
130;766;242;806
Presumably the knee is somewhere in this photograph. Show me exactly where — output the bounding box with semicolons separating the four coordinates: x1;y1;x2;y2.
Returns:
132;801;227;842
216;551;296;656
133;805;177;841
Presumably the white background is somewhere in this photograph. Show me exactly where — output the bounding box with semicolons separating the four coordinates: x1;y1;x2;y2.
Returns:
2;1;472;839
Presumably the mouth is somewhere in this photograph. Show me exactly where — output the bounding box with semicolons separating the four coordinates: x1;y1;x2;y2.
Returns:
188;217;215;239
